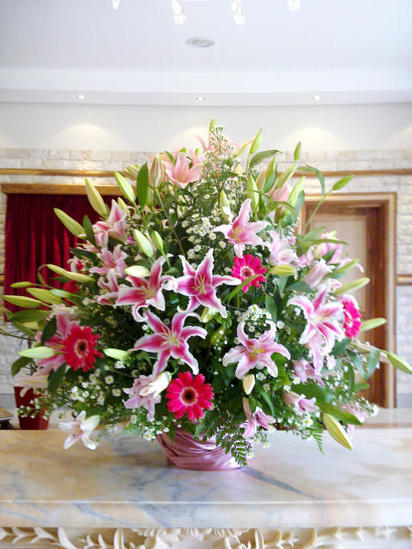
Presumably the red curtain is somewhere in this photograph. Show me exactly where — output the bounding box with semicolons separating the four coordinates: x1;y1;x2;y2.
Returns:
4;194;115;302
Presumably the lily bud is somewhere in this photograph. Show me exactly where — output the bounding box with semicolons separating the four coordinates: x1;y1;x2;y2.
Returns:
200;307;217;323
124;265;150;278
117;198;128;211
322;413;353;450
243;374;255;395
19;346;56;360
47;264;93;283
124;163;140;180
270;265;296;277
149;156;164;188
103;348;129;361
219;189;231;220
334;277;370;296
133;229;154;258
140;372;171;397
3;295;42;309
85;179;109;218
255;168;266;190
54;209;85;237
150;230;164;254
247;175;259;211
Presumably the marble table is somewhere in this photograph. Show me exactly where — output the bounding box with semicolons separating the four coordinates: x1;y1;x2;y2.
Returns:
0;425;411;548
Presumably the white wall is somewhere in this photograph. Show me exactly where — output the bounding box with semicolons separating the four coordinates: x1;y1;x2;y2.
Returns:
0;102;412;152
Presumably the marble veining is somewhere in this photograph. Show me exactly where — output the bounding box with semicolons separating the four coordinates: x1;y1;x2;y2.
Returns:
0;428;411;529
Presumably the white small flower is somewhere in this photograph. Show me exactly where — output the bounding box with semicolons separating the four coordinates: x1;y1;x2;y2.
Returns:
130;415;137;424
256;372;265;381
112;388;121;397
97;395;105;405
209;233;216;241
276;320;285;329
105;376;114;385
263;383;271;392
89;374;97;383
114;361;125;369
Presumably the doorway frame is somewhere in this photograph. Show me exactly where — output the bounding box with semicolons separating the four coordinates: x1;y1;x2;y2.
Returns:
301;192;397;407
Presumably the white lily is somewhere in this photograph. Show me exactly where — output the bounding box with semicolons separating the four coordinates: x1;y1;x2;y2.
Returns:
139;371;171;398
59;411;100;450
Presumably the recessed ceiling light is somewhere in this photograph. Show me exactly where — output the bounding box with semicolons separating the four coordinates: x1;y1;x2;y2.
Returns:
186;37;215;48
196;96;206;103
313;95;321;102
77;93;86;101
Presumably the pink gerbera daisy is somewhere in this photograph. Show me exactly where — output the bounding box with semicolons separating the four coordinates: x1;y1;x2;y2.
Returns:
62;325;102;372
342;295;362;338
165;371;213;421
231;254;266;292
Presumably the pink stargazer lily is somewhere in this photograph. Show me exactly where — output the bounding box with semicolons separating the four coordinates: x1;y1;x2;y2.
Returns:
163;151;203;188
283;391;319;414
223;321;290;378
214;199;267;257
123;374;164;420
91;245;127;278
93;200;127;247
289;290;344;354
242;398;275;439
96;271;119;305
133;310;207;375
117;257;175;321
267;230;298;266
176;250;238;318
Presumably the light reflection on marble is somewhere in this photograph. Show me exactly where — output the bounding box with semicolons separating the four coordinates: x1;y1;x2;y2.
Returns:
0;428;411;529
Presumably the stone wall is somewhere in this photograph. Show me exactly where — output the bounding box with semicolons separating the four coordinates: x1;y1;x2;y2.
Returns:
0;146;411;408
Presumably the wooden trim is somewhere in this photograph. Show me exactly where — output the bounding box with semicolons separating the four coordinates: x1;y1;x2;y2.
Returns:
397;274;412;286
0;167;411;179
1;183;121;196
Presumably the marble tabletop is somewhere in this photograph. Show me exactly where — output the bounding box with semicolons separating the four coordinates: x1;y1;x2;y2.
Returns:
0;426;411;530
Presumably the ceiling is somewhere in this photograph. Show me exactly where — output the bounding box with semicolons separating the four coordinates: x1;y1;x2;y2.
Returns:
0;0;411;106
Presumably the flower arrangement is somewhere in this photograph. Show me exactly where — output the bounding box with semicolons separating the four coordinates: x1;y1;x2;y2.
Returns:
4;121;411;466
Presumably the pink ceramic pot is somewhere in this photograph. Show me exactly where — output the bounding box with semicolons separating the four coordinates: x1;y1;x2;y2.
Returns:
156;429;243;471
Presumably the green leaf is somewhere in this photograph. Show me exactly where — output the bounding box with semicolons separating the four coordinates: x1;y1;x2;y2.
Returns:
332;337;351;356
48;363;67;394
19;346;55;359
10;309;50;323
300;165;325;194
265;295;277;321
137;163;149;207
256;384;275;415
249;149;281;169
347;349;367;378
41;317;57;345
3;295;42;308
277;275;289;294
227;277;256;303
332;175;353;191
286;280;312;293
292;382;334;404
11;356;32;377
366;347;381;378
319;403;361;425
82;215;96;246
263;171;277;193
50;289;77;300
